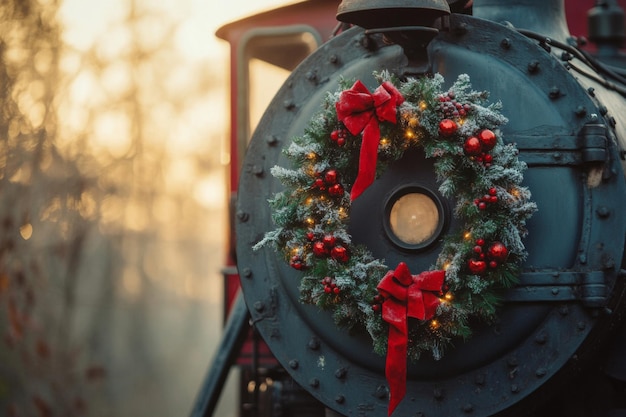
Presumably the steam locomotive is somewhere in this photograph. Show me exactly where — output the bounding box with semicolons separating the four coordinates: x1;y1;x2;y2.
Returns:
194;1;626;416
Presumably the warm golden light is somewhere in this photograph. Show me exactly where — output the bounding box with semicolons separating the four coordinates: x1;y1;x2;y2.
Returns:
430;320;440;330
463;231;472;240
389;193;439;245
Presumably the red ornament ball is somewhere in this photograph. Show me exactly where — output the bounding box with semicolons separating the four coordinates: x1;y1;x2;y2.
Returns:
322;234;336;248
463;136;482;156
439;119;458;136
487;241;509;262
478;129;497;151
331;245;349;263
328;183;344;197
324;170;338;185
468;259;487;275
290;256;305;270
312;241;328;257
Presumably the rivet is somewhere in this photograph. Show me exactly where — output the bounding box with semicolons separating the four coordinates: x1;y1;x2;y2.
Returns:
474;373;485;386
433;387;444;400
308;336;320;350
527;60;540;73
328;54;339;64
610;116;617;127
283;99;295;110
561;51;573;61
587;87;596;97
511;384;519;393
254;301;265;312
266;135;278;146
335;367;347;379
549;86;561;99
289;359;299;369
500;38;511;49
252;165;264;177
305;71;317;83
335;394;345;404
596;206;610;218
553;152;562;160
375;385;388;399
536;368;547;377
599;105;608;116
579;253;587;264
237;210;249;222
462;403;474;413
551;287;560;295
577;321;586;330
309;378;319;388
575;106;586;117
242;268;252;279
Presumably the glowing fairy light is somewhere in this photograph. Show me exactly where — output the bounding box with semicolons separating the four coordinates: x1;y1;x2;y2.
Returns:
404;129;415;140
306;217;315;226
419;100;427;110
307;152;317;160
430;319;440;330
463;231;472;240
380;137;390;147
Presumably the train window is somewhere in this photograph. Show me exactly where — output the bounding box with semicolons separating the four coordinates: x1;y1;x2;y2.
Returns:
237;27;320;155
383;186;446;251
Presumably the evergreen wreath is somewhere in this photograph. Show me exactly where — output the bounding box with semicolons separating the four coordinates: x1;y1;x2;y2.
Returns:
254;72;536;406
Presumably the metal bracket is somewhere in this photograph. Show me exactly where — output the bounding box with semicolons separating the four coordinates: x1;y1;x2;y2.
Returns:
506;270;608;307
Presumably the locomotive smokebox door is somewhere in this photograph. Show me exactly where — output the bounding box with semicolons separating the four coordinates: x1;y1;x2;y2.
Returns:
235;5;626;417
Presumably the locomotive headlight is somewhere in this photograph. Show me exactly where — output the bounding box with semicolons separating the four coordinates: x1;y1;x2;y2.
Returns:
384;186;446;250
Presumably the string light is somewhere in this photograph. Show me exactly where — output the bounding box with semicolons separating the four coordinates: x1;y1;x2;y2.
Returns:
430;319;440;330
463;231;472;240
404;129;415;140
307;152;317;160
510;187;521;198
419;100;427;110
443;261;451;271
380;137;390;147
306;217;315;226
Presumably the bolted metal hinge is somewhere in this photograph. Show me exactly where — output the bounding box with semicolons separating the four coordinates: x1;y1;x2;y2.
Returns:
505;270;608;307
578;123;608;164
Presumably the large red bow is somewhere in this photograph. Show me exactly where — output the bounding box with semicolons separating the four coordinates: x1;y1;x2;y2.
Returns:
336;80;404;201
377;262;445;416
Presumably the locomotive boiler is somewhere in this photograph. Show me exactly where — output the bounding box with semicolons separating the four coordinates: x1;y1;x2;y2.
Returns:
204;0;626;416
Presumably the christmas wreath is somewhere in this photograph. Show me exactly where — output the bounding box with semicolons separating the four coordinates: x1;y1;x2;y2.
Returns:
255;72;536;414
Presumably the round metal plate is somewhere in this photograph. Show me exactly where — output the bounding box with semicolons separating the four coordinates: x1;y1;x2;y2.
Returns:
236;15;626;416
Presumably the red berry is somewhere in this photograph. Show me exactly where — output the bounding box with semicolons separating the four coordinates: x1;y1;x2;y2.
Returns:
337;137;346;147
333;287;340;294
483;154;493;163
372;304;381;312
489;196;498;203
476;238;485;246
324;286;332;293
306;232;315;241
488;187;497;196
313;178;325;189
478;202;487;210
489;261;498;268
473;245;483;254
330;130;339;141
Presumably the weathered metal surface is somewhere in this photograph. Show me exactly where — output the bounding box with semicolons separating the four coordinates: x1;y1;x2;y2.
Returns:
236;11;626;417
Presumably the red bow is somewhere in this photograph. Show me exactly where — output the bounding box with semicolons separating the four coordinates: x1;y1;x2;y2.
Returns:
336;80;404;201
377;262;445;416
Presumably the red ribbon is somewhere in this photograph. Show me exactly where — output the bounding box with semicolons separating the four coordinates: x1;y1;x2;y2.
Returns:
377;262;445;416
336;80;404;201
